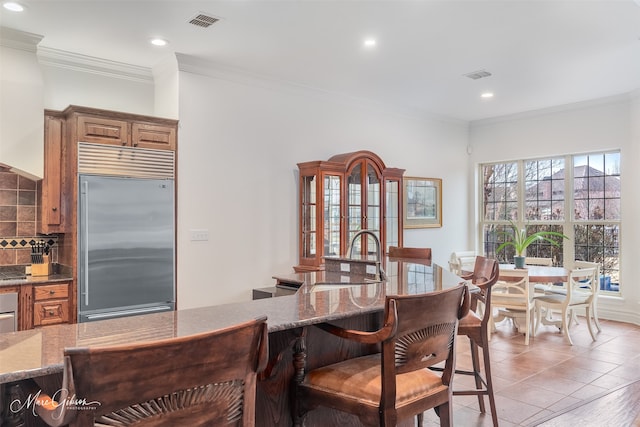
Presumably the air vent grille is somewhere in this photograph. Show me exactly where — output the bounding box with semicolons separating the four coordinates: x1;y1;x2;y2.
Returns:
189;13;220;28
463;69;492;80
78;142;174;179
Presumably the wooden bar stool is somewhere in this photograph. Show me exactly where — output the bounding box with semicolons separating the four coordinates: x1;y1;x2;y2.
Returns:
455;256;500;427
25;316;269;426
293;284;470;426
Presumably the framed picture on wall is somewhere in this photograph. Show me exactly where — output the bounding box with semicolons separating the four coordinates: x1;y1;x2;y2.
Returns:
403;177;442;228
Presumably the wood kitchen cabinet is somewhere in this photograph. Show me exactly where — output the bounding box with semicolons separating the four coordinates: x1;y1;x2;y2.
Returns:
38;112;66;234
295;150;404;272
32;282;70;327
77;110;176;150
16;282;72;330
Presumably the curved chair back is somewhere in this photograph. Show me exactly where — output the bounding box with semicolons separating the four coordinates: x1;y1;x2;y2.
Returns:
35;317;269;427
466;256;500;321
449;251;477;275
388;246;432;261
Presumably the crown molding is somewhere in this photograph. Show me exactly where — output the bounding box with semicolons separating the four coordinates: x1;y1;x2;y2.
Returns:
470;92;635;128
37;46;153;84
175;53;467;127
0;27;43;52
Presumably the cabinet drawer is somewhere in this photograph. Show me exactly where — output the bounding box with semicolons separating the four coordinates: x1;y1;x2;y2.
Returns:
34;283;69;301
33;300;69;326
78;115;129;146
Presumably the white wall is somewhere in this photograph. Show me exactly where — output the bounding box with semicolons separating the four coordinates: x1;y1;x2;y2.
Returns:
0;43;44;178
175;55;470;309
469;95;639;324
39;51;155;115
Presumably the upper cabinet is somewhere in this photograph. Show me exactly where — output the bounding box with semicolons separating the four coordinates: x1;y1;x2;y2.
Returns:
77;110;176;150
296;151;404;272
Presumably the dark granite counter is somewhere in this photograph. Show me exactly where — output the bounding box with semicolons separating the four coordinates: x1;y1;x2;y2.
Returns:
0;261;463;384
0;264;73;288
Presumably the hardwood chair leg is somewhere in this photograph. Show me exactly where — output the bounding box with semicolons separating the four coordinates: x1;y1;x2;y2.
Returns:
417;412;424;427
469;340;486;413
480;337;499;427
437;402;451;427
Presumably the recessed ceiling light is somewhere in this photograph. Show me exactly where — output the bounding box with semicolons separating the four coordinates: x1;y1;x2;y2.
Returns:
364;38;377;48
481;92;494;99
3;1;25;12
150;38;169;47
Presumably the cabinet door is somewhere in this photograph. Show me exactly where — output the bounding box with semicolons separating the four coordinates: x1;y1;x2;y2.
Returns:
322;174;342;258
77;115;129;146
132;122;176;150
39;115;64;233
346;160;382;258
384;178;402;253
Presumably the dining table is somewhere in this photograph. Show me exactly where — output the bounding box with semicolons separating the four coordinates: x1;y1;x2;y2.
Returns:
499;264;569;283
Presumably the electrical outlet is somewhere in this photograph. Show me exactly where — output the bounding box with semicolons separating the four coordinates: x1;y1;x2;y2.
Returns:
190;229;209;241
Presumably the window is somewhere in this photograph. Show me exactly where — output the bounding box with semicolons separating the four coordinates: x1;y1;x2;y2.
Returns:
480;151;621;294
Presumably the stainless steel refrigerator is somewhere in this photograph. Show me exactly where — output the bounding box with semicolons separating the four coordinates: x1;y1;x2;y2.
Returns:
78;175;175;322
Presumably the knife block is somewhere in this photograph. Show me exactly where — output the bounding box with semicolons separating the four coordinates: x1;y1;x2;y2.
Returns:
31;255;52;277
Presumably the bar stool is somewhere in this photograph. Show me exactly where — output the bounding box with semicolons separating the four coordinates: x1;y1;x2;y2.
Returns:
25;317;268;426
456;256;500;427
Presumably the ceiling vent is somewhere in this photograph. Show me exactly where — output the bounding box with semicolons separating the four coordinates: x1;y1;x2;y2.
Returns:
463;69;492;80
188;12;220;28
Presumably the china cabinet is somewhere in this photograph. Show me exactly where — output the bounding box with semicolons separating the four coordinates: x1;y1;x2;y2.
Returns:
295;151;404;272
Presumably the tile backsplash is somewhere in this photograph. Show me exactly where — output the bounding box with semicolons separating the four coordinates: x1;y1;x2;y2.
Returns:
0;165;58;266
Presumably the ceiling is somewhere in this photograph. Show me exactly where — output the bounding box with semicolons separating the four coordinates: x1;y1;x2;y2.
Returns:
2;0;639;122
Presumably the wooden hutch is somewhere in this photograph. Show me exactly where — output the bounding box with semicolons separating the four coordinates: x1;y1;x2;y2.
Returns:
295;151;404;272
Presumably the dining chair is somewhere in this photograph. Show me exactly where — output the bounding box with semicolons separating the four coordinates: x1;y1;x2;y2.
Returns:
448;250;477;275
388;245;432;260
541;260;602;332
534;267;598;345
293;284;470;427
27;316;269;426
491;269;534;345
454;256;500;427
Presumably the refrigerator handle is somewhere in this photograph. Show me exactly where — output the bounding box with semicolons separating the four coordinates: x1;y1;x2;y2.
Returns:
81;180;90;307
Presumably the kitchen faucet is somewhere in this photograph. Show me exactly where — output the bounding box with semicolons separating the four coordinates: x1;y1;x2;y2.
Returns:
347;230;385;281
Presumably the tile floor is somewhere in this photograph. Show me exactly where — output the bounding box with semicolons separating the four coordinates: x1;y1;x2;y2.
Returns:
423;316;640;426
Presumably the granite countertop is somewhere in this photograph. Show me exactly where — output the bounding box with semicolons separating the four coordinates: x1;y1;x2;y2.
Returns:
0;261;464;383
0;264;73;288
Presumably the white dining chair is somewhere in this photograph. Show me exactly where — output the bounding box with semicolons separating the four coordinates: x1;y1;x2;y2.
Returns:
491;269;533;345
541;260;602;333
533;267;598;345
449;251;477;276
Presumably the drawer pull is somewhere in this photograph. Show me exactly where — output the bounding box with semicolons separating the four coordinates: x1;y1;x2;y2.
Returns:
48;311;54;316
49;290;56;295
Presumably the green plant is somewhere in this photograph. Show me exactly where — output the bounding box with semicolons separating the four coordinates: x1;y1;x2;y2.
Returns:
496;221;568;257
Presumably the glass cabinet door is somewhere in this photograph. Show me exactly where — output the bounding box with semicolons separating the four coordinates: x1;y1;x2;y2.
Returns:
347;163;363;247
301;175;317;259
323;174;342;257
346;161;381;258
385;178;400;251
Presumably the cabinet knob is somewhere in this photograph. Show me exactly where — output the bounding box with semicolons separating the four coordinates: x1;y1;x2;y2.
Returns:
133;142;138;147
49;290;55;295
122;141;127;146
48;311;54;316
52;207;57;211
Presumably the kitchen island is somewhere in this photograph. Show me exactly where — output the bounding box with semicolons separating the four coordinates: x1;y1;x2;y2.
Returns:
0;259;464;426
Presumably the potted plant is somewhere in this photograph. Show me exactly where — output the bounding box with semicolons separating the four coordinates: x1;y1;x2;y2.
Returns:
496;221;568;268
